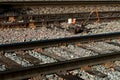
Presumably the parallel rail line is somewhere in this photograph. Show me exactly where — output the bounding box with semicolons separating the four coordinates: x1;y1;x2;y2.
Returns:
0;51;120;80
0;1;120;5
0;32;120;52
0;11;120;27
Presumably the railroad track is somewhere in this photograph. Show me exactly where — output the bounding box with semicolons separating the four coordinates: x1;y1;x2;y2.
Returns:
0;1;119;80
0;32;120;80
0;11;119;28
0;0;120;5
0;43;120;80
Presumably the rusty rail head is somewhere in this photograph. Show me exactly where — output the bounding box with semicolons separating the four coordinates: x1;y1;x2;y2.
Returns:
0;32;120;52
0;51;120;80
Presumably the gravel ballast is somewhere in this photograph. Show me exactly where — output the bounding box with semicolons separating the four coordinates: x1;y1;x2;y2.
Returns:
0;20;119;44
27;4;120;14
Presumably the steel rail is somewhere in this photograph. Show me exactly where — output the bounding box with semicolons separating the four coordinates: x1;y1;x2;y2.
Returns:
0;32;120;52
0;1;120;5
0;11;120;26
0;11;119;18
1;17;120;27
0;51;120;80
1;16;119;26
